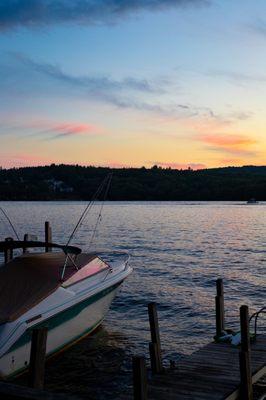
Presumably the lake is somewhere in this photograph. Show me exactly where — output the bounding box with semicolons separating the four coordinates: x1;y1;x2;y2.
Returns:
0;201;265;398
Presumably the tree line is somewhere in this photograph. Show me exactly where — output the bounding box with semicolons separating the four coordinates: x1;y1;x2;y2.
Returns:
0;164;265;201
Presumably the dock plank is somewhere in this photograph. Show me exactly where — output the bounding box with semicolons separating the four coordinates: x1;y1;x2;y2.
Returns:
148;334;266;400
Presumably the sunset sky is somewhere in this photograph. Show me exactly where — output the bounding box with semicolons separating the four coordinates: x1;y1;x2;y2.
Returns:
1;0;266;169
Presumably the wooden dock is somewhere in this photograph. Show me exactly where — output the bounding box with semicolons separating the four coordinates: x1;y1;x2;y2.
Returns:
133;282;266;400
147;335;266;400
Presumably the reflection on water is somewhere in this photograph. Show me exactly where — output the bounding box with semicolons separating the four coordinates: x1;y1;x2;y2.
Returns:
1;201;265;398
45;327;132;399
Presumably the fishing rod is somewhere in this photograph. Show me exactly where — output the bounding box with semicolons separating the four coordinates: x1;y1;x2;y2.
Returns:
66;173;113;247
88;172;113;249
0;207;20;240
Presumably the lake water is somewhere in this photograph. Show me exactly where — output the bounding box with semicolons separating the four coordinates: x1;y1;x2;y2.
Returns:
0;201;265;398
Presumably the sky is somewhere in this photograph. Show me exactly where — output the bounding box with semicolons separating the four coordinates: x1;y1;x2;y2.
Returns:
0;0;266;169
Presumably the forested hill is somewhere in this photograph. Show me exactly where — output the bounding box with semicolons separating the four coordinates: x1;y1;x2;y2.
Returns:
0;164;266;201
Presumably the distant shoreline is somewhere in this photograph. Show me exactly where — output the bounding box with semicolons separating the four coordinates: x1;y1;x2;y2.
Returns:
1;164;266;201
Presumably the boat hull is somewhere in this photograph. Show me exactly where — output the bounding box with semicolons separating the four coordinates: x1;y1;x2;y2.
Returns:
0;281;121;378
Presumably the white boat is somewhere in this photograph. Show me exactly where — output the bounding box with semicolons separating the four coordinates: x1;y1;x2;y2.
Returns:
0;240;132;378
247;198;258;204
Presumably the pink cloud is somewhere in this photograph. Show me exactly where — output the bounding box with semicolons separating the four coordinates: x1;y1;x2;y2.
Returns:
195;133;257;156
50;123;100;139
197;133;256;147
2;118;104;140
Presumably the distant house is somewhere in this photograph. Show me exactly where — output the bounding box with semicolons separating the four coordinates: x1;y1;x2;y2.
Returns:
46;179;74;193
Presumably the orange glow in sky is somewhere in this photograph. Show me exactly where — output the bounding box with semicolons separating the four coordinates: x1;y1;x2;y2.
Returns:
0;1;266;169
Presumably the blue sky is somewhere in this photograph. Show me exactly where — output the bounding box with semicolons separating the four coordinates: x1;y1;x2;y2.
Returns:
0;0;266;168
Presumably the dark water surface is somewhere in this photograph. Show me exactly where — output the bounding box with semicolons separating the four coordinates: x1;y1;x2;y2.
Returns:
0;201;265;398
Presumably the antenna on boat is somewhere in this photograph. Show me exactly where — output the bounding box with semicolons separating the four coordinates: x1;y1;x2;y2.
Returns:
66;173;112;247
0;207;20;240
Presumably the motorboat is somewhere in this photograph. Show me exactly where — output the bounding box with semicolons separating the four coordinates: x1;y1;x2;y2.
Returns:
0;240;132;378
247;198;259;204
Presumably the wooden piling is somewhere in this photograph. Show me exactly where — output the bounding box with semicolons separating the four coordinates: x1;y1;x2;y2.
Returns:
149;342;163;375
132;356;148;400
4;237;13;264
45;221;52;252
148;302;163;374
28;328;48;390
239;305;253;400
215;278;225;337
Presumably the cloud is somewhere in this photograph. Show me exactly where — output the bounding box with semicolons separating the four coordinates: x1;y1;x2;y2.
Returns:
196;133;257;156
1;54;252;125
0;0;209;32
1;54;204;118
197;133;255;147
1;119;103;140
206;69;266;85
15;53;161;94
150;161;206;170
44;122;101;139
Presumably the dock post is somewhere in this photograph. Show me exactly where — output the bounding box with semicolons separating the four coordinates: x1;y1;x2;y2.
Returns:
23;234;29;254
148;302;163;374
28;328;48;389
239;305;253;400
4;237;13;264
45;221;52;252
132;356;148;400
215;278;225;337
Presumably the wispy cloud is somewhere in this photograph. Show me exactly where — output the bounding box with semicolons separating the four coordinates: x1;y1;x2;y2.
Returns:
42;122;101;140
197;133;255;147
206;69;266;85
14;53;162;94
1;54;253;125
0;0;209;32
1;119;103;140
0;54;206;118
196;133;257;156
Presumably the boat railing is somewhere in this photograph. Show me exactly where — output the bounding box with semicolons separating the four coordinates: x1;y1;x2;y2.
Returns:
0;240;81;256
99;251;131;282
99;250;130;267
60;253;79;281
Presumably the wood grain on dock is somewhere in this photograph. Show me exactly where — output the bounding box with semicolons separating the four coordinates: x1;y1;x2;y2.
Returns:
148;334;266;400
